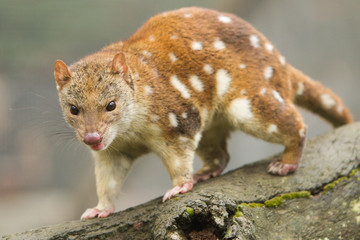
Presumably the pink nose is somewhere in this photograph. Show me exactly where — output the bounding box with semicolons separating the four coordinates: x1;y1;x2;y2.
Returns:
83;132;102;145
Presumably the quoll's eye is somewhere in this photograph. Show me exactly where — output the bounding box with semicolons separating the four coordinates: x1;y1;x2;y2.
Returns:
70;105;79;115
106;101;116;111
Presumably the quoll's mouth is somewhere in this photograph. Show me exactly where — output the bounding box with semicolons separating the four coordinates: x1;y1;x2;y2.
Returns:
90;142;106;151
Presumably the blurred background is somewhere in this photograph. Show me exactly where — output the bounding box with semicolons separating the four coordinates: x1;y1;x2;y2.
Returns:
1;0;359;235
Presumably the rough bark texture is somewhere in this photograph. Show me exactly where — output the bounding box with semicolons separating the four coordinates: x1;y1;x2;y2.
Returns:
3;122;360;240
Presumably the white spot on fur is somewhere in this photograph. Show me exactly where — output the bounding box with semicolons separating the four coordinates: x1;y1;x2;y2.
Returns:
240;89;247;95
171;34;178;40
214;158;220;165
297;82;304;95
337;105;344;114
320;94;336;109
179;136;189;143
299;128;306;138
239;64;246;69
191;41;203;50
265;43;274;53
142;50;152;57
279;56;286;65
170;75;191;99
144;85;152;95
189;75;204;92
272;90;284;104
148;35;155;42
213;38;226;50
260;88;267;95
194;132;202;147
264;66;273;80
184;13;192;18
150;114;160;122
182;112;188;119
194;132;202;142
250;34;260;48
216;69;232;97
268;124;278;134
203;64;213;75
228;98;254;122
218;15;232;23
202;107;208;123
169;52;177;62
168;113;178;127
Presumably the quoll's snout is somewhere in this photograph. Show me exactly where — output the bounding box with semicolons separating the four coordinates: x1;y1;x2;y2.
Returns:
83;132;103;145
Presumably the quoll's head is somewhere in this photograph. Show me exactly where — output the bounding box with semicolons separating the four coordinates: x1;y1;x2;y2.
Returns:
54;53;134;151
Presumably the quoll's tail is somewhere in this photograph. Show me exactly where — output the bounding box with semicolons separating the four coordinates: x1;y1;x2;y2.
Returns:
289;66;353;127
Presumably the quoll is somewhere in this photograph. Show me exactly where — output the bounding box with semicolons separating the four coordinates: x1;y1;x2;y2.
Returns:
54;7;353;219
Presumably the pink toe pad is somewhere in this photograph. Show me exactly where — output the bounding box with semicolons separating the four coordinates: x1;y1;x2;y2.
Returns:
162;182;193;202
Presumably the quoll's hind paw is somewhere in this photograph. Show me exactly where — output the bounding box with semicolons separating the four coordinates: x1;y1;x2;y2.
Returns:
162;182;193;202
193;172;212;184
267;158;298;176
193;168;224;184
80;206;115;219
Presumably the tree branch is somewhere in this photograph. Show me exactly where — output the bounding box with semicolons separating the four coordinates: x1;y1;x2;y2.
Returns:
4;122;360;240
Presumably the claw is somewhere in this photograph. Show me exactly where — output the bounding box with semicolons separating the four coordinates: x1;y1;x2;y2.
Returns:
162;182;193;202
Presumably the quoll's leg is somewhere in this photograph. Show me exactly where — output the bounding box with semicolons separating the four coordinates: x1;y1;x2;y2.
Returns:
194;123;230;183
161;149;195;201
156;137;198;202
226;95;306;176
266;131;306;175
81;151;133;219
265;112;306;176
267;118;306;175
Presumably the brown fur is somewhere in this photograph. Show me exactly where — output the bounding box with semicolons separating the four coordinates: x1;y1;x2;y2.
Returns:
54;7;353;218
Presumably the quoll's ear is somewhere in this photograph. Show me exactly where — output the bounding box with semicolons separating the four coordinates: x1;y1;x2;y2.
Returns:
111;53;134;90
54;60;72;90
111;52;128;74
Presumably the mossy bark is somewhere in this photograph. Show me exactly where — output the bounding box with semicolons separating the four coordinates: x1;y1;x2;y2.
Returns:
3;122;360;240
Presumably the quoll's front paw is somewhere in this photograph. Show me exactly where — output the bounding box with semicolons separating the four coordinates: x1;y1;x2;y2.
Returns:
267;158;298;176
162;182;193;202
80;206;115;219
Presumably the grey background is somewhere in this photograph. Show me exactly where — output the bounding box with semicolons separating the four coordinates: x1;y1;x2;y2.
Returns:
0;0;359;235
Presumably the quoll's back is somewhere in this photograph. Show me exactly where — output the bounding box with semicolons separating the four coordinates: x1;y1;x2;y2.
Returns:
121;7;290;128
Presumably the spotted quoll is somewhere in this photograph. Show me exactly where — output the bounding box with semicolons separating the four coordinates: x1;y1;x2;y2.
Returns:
54;7;353;219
